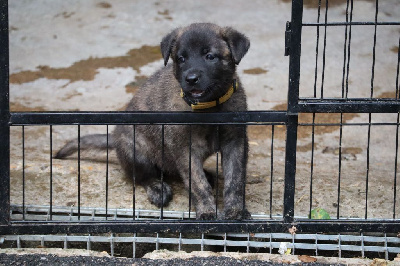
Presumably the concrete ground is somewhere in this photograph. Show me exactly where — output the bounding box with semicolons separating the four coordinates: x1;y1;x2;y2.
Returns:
0;248;386;265
6;0;400;228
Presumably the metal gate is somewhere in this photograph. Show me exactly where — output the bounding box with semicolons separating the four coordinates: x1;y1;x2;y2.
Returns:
1;0;400;257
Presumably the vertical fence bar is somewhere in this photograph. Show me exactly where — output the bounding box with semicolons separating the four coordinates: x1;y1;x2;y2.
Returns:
284;115;298;222
309;114;315;218
395;38;400;218
309;1;321;218
394;114;399;219
320;0;328;99
106;125;109;219
284;0;303;223
0;0;9;225
160;125;165;219
269;125;274;218
365;114;372;219
396;37;400;99
313;0;321;98
370;0;378;98
287;0;303;113
22;126;25;220
49;125;53;220
215;125;219;217
341;0;350;98
188;125;192;219
337;115;343;219
77;125;81;220
133;125;136;221
242;125;247;213
345;0;354;98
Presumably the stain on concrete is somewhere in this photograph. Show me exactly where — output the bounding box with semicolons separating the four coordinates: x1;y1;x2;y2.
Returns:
297;142;317;152
10;45;162;84
243;68;268;75
252;102;360;142
157;9;173;20
54;12;75;19
391;46;399;54
322;146;362;160
376;91;397;99
125;75;148;95
10;102;46;112
96;2;112;9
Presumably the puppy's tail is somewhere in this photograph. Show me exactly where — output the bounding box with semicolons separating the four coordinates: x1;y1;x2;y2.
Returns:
54;134;114;159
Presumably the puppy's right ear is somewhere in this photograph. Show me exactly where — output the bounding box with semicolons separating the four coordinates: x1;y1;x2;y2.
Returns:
160;28;180;66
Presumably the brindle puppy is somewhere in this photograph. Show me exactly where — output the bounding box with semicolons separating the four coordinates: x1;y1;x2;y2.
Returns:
55;23;251;220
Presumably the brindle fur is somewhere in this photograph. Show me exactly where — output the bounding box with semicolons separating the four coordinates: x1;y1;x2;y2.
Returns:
55;23;251;220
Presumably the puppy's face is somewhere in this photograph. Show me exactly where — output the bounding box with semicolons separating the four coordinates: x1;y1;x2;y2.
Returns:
161;23;250;103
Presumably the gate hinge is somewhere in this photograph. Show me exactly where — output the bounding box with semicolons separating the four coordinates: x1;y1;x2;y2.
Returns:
285;21;291;56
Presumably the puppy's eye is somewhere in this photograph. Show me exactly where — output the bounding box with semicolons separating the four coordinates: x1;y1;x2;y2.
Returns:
205;54;215;60
178;56;185;63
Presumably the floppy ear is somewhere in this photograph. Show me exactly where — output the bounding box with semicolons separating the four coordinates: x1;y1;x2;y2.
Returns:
160;28;180;66
223;27;250;65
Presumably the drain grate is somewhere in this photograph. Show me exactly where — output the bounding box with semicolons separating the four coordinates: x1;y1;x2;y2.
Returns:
2;205;400;259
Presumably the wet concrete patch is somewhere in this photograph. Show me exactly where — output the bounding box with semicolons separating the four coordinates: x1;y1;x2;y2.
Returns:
10;45;162;84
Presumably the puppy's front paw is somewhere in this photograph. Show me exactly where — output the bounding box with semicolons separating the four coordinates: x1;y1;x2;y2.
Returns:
146;181;173;208
224;208;251;220
196;211;217;220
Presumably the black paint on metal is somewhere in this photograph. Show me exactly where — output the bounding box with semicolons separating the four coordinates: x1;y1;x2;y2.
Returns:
0;0;9;226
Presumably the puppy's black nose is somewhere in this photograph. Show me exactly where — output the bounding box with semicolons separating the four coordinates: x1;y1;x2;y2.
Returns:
186;73;200;85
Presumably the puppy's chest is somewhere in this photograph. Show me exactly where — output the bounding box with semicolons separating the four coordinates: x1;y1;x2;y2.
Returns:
191;125;221;153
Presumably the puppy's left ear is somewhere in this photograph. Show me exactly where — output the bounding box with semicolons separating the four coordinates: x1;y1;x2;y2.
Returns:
223;27;250;65
160;28;180;66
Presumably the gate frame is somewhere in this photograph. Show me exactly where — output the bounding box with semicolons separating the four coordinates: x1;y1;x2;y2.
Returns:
1;0;400;235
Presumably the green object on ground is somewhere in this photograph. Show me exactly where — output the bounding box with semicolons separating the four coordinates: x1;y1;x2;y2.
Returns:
310;208;331;219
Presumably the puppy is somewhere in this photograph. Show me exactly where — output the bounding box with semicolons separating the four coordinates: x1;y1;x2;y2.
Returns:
55;23;251;220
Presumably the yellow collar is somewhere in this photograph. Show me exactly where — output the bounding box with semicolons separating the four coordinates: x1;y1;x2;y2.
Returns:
180;80;237;110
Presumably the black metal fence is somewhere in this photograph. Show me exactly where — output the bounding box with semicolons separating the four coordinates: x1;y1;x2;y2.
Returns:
1;0;400;240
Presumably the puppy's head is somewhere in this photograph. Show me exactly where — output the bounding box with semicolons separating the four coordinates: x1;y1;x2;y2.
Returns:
160;23;250;103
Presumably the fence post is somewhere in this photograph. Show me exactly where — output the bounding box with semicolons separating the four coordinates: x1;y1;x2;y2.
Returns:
0;0;10;225
283;0;303;223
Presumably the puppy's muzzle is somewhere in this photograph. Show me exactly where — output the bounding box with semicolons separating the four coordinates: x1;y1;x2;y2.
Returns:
185;71;201;86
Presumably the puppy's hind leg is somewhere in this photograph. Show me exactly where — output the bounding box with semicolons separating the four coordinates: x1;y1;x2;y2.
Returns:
137;157;173;208
118;148;173;208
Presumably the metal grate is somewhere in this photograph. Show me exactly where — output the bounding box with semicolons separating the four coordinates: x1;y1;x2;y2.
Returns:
2;231;400;259
3;205;400;259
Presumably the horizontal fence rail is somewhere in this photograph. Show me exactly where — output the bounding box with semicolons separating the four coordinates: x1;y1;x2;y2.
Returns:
8;111;288;125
